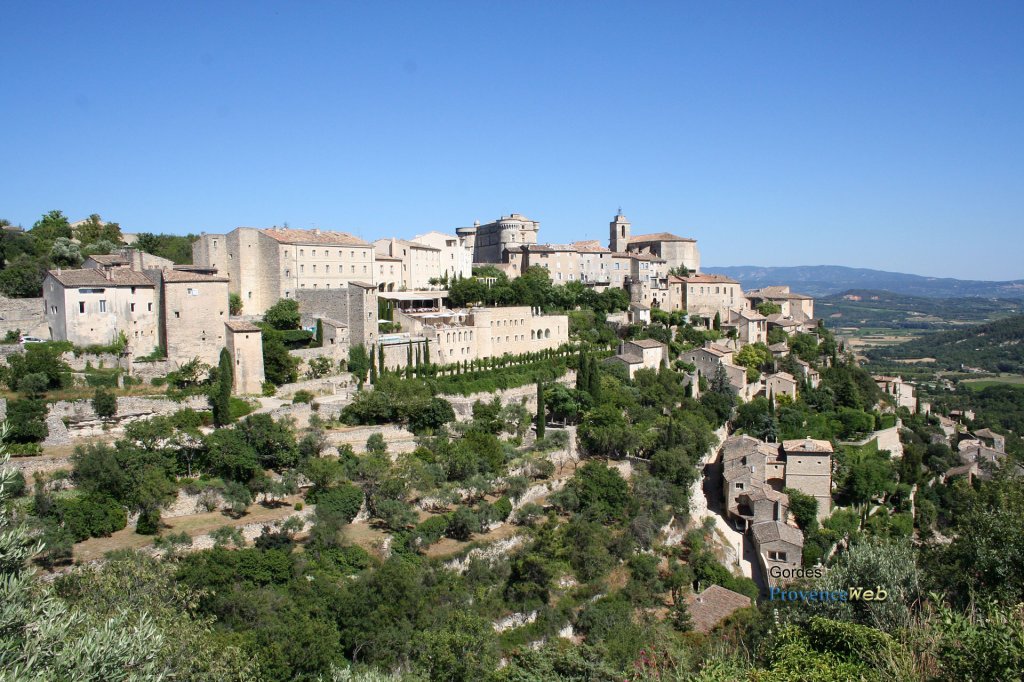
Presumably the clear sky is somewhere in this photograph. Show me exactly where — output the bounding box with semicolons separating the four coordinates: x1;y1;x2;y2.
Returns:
2;2;1022;279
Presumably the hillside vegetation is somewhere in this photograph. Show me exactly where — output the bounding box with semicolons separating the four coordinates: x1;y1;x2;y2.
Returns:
819;289;1022;330
708;264;1024;298
868;314;1024;373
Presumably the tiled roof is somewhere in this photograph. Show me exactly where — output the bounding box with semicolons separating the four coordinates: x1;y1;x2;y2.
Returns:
48;268;154;287
769;342;790;352
769;371;796;383
611;353;644;364
521;243;578;252
86;254;130;266
782;438;834;454
161;269;229;283
570;240;611;253
628;338;666;349
260;227;370;247
685;585;752;633
678;273;739;284
624;252;666;262
225;320;262;332
629;232;696;243
751;520;804;547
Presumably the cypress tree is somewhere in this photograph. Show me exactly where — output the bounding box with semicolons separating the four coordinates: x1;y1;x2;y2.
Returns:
588;355;601;401
424;340;431;366
315;318;323;347
212;348;234;427
536;380;545;439
406;344;413;374
713;311;722;331
370;346;378;384
415;344;421;367
378;343;385;374
576;350;588;392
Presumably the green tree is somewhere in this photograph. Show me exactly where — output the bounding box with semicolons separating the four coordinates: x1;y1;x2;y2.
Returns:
92;387;117;420
535;380;546;439
784;487;820;531
348;344;371;384
228;292;243;315
260;327;299;385
263;298;301;330
211;348;234;427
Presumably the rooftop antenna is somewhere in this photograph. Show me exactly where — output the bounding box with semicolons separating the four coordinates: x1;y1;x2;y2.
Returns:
617;206;623;216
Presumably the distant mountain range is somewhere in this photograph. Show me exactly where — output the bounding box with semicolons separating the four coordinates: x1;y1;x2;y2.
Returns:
704;265;1024;299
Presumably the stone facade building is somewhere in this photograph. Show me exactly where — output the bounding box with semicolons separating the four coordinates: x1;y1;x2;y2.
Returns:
607;339;667;378
457;214;539;266
875;375;917;413
410;230;473;282
149;269;230;365
374;238;442;291
225;321;265;394
43;267;159;355
193;227;376;315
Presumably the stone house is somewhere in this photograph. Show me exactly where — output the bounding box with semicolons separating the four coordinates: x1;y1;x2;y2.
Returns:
781;438;834;519
410;230;473;282
518;244;582;283
685;585;752;633
150;269;230;365
764;371;798;401
874;375;917;412
723;308;768;345
43;267;159;355
667;273;743;320
747;286;815;321
225;321;265;394
192;227;376;315
374;238;442;291
607;338;667;378
751;520;804;586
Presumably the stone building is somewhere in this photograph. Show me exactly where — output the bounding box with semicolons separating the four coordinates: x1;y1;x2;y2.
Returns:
410;230;473;282
668;273;744;320
518;244;582;283
225;321;265;394
457;213;539;267
682;344;750;398
607;211;702;274
747;286;815;321
685;585;752;633
43;268;159;355
875;375;917;413
606;339;667;378
148;269;230;365
295;282;378;349
764;371;798;401
751;520;804;586
780;438;834;519
723;308;768;345
570;240;613;285
192;227;376;315
391;305;568;366
374;238;442;291
375;255;403;292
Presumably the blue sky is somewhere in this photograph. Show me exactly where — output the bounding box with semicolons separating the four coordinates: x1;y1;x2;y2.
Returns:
2;1;1022;279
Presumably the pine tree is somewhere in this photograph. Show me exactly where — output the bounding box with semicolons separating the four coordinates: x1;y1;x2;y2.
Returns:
536;380;545;439
212;348;234;427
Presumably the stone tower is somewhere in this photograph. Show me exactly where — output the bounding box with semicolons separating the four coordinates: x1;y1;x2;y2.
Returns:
609;211;631;253
225;321;265;394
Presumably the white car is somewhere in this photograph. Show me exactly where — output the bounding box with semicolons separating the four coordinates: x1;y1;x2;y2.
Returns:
19;336;45;344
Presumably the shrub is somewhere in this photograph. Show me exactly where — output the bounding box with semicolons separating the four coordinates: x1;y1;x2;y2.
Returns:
492;496;513;522
6;399;48;443
136;509;162;535
314;483;364;523
294;502;304;511
292;390;314;404
446;506;480;541
92;387;117;419
375;499;417;531
229;397;255;420
414;515;449;546
261;381;277;396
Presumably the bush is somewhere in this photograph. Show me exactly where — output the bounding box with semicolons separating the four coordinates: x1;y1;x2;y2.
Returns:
229;397;255;420
492;496;513;522
6;399;48;443
414;515;449;546
294;502;304;511
136;509;162;535
446;506;480;540
314;484;364;523
92;387;117;419
261;381;277;396
6;470;27;497
54;493;128;542
292;390;314;404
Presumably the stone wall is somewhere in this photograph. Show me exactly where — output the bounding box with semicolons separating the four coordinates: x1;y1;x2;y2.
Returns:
325;424;418;455
443;371;575;420
273;374;355;400
0;294;46;338
62;352;123;371
43;395;209;445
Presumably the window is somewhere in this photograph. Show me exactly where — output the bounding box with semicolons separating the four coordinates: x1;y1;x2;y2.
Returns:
130;303;136;312
736;482;744;490
325;265;330;274
187;287;199;296
50;305;57;314
79;301;85;313
285;269;290;277
768;551;788;562
300;249;304;257
312;249;316;257
300;265;304;273
174;311;180;318
312;265;316;273
98;300;107;313
148;302;153;311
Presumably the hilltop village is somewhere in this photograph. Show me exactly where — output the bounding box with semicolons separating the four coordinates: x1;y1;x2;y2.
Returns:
1;209;1021;680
